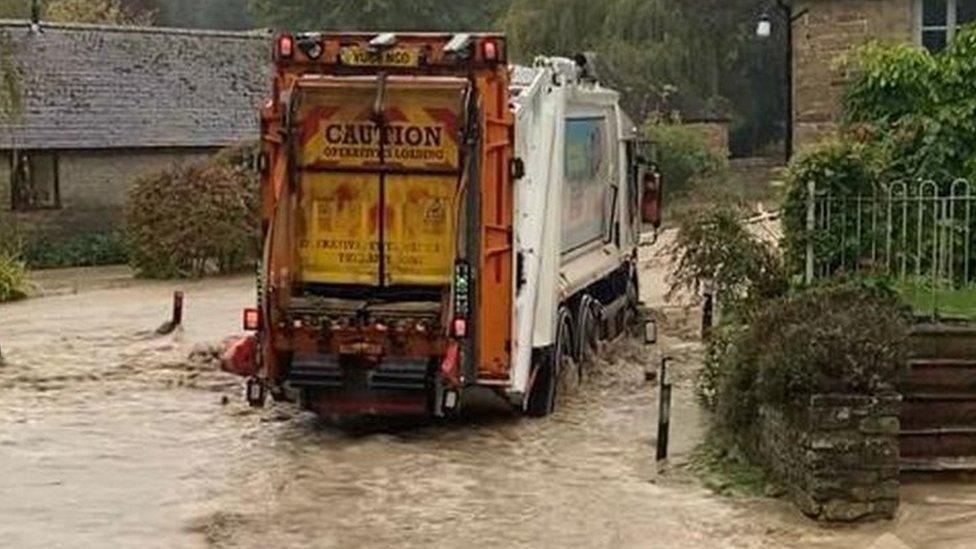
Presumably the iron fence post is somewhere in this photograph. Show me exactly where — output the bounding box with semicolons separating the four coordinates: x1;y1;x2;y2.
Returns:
806;178;816;283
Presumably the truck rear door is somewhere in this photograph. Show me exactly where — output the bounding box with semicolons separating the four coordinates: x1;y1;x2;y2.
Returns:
293;76;468;289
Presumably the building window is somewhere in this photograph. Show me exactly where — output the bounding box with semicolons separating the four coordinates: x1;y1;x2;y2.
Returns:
918;0;976;52
11;151;60;211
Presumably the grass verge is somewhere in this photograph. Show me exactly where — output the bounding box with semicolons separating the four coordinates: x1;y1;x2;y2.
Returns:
687;435;771;498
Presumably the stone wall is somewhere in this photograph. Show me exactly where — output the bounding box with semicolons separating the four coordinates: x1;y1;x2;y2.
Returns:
1;148;214;238
755;393;902;522
793;0;914;151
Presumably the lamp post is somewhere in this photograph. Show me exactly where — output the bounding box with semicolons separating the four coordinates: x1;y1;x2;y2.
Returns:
29;0;41;33
757;0;807;162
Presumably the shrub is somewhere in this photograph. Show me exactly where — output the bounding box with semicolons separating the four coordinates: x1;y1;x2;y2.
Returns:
841;41;937;128
752;281;910;409
781;139;885;275
669;206;787;320
0;250;28;302
23;231;128;269
644;121;727;190
0;217;28;302
707;280;910;432
125;145;259;278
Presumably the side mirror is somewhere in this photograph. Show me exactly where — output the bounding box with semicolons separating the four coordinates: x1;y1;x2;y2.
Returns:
641;166;663;228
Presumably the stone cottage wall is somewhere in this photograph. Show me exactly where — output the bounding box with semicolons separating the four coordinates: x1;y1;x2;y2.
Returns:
793;0;914;150
755;393;901;522
0;148;214;238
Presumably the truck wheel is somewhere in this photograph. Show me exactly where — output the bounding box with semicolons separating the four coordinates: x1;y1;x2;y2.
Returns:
624;278;641;337
578;298;599;368
526;308;574;417
555;311;580;398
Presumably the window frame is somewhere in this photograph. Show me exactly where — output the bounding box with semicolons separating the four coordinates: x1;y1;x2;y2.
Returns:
916;0;976;51
10;150;61;212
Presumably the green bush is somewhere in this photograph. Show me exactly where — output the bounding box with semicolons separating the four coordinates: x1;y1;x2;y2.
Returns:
669;206;787;320
23;231;128;269
781;140;886;275
644;121;727;190
706;280;910;432
0;216;28;302
125;145;259;278
838;26;976;182
841;41;937;127
0;250;28;302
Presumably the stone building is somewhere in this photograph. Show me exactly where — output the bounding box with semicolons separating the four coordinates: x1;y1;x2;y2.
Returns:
0;21;270;239
792;0;976;150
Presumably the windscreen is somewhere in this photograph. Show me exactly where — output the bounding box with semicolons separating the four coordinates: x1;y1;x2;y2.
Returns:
293;77;467;287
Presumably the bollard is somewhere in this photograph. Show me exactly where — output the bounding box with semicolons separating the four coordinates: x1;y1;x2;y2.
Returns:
656;356;673;462
171;291;184;327
701;292;714;341
156;290;185;335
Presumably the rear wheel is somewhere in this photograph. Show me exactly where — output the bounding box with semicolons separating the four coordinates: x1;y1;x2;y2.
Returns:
526;308;574;417
577;297;600;368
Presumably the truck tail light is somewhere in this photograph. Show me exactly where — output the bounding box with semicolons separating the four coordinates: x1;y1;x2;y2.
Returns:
452;318;468;338
452;260;471;338
276;34;295;60
243;308;260;331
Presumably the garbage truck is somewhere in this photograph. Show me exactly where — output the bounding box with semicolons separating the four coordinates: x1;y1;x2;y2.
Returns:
223;32;663;418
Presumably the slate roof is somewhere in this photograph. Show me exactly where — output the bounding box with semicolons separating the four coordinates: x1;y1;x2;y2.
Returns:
0;21;272;150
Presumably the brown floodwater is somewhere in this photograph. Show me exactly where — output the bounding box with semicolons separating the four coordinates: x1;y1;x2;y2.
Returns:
0;253;974;548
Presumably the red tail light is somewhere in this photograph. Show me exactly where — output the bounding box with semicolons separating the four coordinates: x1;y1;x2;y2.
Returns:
243;308;260;331
277;34;295;60
452;318;468;338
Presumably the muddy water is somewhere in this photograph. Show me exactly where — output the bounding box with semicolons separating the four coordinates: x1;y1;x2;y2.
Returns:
1;268;975;548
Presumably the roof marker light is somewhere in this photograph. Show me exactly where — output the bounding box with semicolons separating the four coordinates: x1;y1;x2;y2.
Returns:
369;33;398;50
277;34;295;59
482;40;499;62
297;36;323;60
444;33;473;55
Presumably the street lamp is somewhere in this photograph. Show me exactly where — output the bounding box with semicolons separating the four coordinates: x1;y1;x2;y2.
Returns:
756;12;772;39
755;1;806;162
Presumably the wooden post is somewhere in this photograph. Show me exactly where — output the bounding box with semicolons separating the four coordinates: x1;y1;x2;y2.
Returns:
656;357;673;461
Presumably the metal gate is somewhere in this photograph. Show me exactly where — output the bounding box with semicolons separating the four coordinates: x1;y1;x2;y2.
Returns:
804;179;975;317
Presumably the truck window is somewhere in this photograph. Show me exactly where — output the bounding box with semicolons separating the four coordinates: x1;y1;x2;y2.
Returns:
562;117;610;254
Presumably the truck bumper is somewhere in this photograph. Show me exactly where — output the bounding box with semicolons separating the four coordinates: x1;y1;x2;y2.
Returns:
288;354;445;418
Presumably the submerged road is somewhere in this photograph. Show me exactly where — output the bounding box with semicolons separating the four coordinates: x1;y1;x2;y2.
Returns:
0;246;974;548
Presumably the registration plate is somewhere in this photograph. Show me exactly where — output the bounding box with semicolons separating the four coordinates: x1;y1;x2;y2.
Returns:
339;46;420;68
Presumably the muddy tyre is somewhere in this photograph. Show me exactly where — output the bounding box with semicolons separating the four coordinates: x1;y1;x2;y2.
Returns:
577;297;599;368
526;308;574;417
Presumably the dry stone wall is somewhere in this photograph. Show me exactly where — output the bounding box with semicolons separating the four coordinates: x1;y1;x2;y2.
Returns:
755;392;901;522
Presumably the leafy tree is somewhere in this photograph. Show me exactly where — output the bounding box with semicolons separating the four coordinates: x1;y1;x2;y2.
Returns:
504;0;786;152
0;0;30;18
247;0;507;32
44;0;153;25
134;0;252;30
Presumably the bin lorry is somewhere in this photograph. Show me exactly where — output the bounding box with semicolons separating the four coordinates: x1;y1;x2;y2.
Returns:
223;32;663;418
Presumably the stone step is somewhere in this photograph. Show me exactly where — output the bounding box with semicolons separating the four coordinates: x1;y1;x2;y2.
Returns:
900;427;976;458
902;359;976;392
900;456;976;474
910;324;976;361
900;393;976;429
